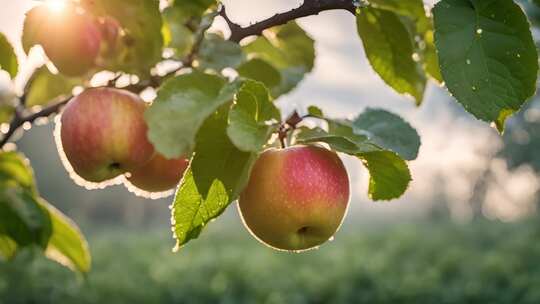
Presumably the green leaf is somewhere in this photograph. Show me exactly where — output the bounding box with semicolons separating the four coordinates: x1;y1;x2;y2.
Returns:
243;21;315;97
0;234;17;260
0;151;90;272
43;200;91;273
296;126;380;155
199;34;244;70
25;66;78;107
423;29;443;83
236;58;282;89
0;105;15;125
307;106;324;118
82;0;163;74
0;152;37;193
227;80;281;152
433;0;538;128
353;108;420;161
146;72;240;158
0;189;51;248
367;1;442;83
296;122;412;201
360;151;412;201
356;7;426;104
0;33;17;78
162;6;195;58
162;0;216;59
172;0;216;17
172;108;256;249
0;152;51;248
368;0;430;32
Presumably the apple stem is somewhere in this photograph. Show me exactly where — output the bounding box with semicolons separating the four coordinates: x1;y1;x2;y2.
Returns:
278;125;289;149
276;111;307;148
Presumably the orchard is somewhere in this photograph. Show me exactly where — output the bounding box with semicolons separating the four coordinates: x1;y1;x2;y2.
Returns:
0;0;538;275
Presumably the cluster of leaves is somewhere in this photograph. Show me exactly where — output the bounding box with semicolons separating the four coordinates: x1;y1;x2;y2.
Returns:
0;0;538;273
145;42;420;249
152;75;420;248
356;0;538;131
0;151;90;273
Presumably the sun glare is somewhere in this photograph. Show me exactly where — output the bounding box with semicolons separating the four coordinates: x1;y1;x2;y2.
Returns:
45;0;67;13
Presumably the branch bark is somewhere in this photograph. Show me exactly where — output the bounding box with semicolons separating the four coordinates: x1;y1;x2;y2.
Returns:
220;0;357;43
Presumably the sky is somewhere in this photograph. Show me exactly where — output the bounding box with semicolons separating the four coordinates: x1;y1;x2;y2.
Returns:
0;0;537;223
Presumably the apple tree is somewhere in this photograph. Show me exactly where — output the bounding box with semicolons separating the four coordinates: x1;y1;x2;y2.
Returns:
0;0;537;272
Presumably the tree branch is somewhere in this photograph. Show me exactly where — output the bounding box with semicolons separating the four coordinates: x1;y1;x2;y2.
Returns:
0;1;358;149
220;0;357;43
0;97;70;148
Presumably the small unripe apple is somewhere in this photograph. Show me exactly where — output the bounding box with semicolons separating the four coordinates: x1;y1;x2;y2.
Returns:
125;153;189;194
238;145;350;252
35;4;102;76
58;88;154;184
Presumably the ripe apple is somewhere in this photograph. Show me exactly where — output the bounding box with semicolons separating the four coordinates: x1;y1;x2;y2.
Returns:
33;4;102;76
238;145;350;252
125;153;189;194
58;88;154;184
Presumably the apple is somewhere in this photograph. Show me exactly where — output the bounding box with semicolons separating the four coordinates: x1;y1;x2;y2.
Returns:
238;145;350;252
58;87;154;184
34;4;102;76
125;153;189;194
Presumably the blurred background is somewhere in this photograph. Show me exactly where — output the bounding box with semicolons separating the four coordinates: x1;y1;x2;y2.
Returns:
2;0;540;303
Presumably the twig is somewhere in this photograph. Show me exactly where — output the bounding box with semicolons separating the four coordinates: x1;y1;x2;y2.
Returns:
0;97;70;148
220;0;357;43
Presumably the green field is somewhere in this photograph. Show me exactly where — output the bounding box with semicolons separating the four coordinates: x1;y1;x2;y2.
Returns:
2;219;540;304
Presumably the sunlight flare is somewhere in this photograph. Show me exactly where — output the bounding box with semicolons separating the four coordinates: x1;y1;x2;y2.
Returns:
45;0;67;13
